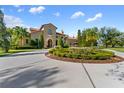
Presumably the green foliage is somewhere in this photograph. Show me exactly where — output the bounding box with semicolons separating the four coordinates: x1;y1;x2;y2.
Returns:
40;33;44;48
13;26;29;47
7;26;29;49
37;34;44;49
30;36;44;49
57;37;69;48
0;9;10;53
114;33;124;47
63;43;69;48
49;48;55;54
82;27;98;47
30;39;39;48
77;29;82;47
49;47;114;60
77;26;124;48
57;37;64;48
100;27;121;48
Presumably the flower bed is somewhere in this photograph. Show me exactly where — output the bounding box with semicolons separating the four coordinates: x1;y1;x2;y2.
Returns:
47;47;124;63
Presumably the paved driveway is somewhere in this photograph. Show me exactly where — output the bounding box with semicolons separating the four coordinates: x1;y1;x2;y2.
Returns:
0;50;93;88
83;50;124;88
0;49;124;88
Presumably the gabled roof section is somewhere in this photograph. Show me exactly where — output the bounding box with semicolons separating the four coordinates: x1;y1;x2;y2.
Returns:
40;23;57;30
30;23;57;34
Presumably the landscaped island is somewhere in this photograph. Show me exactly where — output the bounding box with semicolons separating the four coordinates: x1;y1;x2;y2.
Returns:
47;47;124;63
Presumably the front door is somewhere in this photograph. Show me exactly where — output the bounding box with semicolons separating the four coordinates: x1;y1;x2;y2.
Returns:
48;39;52;48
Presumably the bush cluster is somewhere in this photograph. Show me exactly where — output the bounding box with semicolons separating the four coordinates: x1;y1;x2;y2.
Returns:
49;47;114;60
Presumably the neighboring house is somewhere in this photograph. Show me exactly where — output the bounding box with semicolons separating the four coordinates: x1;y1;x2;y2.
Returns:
22;23;77;48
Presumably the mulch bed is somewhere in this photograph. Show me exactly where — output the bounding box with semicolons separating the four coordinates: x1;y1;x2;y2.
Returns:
46;54;124;64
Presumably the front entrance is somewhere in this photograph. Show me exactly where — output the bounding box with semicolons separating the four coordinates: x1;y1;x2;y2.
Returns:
48;39;52;48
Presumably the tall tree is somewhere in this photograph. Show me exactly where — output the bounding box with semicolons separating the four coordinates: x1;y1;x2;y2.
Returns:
0;10;10;53
57;37;64;47
82;29;88;47
77;29;82;47
6;28;16;48
109;28;120;47
99;27;108;48
40;33;44;48
100;27;121;48
13;26;29;47
116;32;124;47
81;27;98;47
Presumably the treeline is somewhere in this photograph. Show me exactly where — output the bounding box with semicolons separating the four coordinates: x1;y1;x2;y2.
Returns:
7;26;29;48
77;27;124;48
0;10;44;53
1;26;44;52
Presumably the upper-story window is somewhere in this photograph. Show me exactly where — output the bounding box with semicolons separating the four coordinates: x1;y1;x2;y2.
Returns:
48;29;52;35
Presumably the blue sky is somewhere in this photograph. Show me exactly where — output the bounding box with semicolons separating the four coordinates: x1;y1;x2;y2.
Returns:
0;5;124;37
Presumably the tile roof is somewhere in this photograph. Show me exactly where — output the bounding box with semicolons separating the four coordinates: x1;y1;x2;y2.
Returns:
30;28;41;33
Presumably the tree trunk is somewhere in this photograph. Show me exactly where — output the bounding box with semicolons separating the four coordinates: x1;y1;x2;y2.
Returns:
21;37;23;47
112;44;115;48
105;44;108;48
4;47;8;53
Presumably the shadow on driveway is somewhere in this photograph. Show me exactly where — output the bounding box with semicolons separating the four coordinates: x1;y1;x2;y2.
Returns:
0;63;66;88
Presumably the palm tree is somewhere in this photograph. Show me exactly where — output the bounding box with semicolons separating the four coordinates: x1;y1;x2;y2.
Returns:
13;26;29;47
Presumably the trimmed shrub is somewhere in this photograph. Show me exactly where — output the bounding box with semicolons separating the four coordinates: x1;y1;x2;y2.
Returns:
72;54;81;59
55;45;61;49
53;52;57;56
63;43;69;48
49;48;55;54
66;53;73;58
49;47;114;60
59;53;66;57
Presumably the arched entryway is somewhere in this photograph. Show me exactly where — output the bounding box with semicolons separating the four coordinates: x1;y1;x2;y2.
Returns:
47;39;52;48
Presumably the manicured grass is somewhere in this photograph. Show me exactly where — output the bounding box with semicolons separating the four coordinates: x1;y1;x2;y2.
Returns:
0;49;41;57
107;48;124;52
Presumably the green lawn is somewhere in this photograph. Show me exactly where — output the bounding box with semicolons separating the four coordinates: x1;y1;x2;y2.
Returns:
0;49;41;57
107;47;124;52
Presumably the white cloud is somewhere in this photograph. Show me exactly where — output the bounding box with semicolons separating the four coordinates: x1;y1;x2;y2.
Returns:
86;13;103;22
53;12;60;17
4;15;28;28
17;9;24;12
71;11;85;19
29;6;45;14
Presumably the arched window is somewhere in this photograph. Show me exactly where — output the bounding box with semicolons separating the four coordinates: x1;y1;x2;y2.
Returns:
48;29;52;35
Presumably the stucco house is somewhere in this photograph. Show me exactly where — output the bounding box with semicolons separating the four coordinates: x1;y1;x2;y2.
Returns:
22;23;77;48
